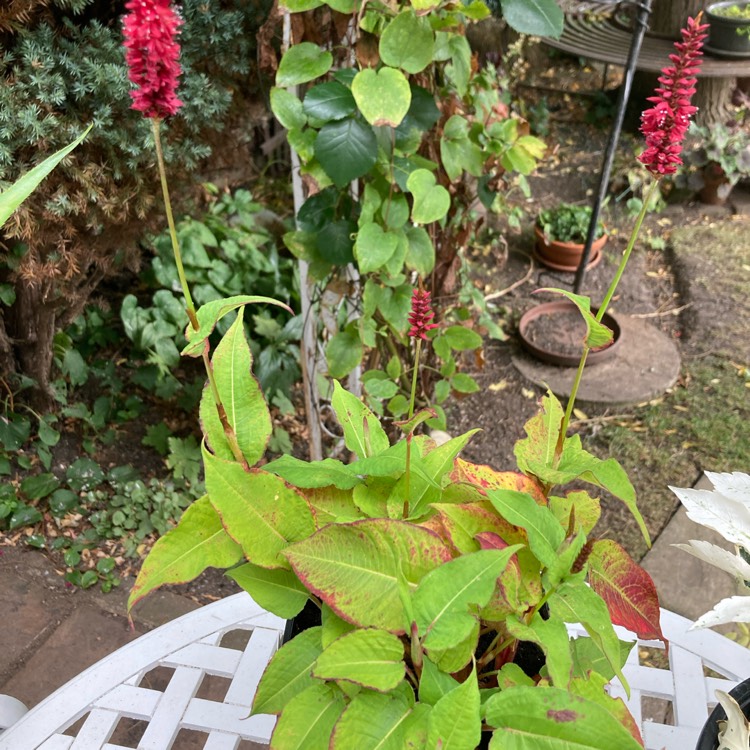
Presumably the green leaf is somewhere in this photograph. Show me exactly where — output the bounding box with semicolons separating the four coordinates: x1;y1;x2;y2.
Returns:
66;457;104;492
542;289;614;350
322;604;356;648
407;169;450;225
254;627;324;715
20;472;59;500
317;220;356;265
500;0;564;38
62;349;88;387
227;562;308;619
326;327;364;380
271;87;307;130
48;489;78;517
484;685;643;748
426;663;481;750
405;226;435;276
200;308;272;465
271;684;345;749
0;283;16;306
379;10;435;74
506;614;572;688
128;496;243;611
0;125;91;228
265;455;361;490
419;657;459;706
352;68;411;127
514;390;564;478
487;489;564;568
315;118;378;188
451;373;479;394
276;43;333;87
38;417;60;448
354;222;399;274
183;295;292;357
331;689;417;750
8;504;42;530
313;629;405;690
284;519;451;632
331;380;389;459
440;116;485;182
444;325;482;351
204;449;315;568
303;81;356;123
414;548;522;652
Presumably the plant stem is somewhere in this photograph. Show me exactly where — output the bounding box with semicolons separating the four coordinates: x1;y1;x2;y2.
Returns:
151;119;198;331
151;118;247;468
559;179;660;443
403;338;422;519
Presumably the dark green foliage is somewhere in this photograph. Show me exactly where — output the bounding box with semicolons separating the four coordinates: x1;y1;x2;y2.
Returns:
537;203;605;244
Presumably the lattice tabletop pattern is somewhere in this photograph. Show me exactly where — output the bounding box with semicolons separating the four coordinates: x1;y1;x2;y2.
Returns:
3;597;750;749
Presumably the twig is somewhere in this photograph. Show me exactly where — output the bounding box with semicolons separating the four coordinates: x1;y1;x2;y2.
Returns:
484;256;535;302
630;302;692;319
569;413;639;428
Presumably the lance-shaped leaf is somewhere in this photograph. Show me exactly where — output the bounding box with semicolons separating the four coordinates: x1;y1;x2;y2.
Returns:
426;663;480;750
541;288;614;350
413;547;522;650
331;689;419;750
543;530;588;590
570;638;634;683
303;486;363;527
182;295;292;357
549;490;601;535
428;620;480;674
1;125;92;227
432;501;524;555
265;455;361;490
450;460;546;502
506;614;572;688
569;673;643;745
313;629;404;691
514;391;565;478
675;539;750;582
331;380;389;458
487;489;564;569
253;627;324;715
399;430;479;519
128;495;242;611
484;686;643;749
205;448;315;568
227;562;309;619
199;308;271;465
322;604;356;648
587;539;665;644
285;519;452;632
270;683;345;749
419;657;459;706
548;579;629;695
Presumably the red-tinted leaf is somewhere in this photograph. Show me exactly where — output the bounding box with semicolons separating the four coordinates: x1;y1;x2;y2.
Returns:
451;459;545;503
432;501;524;554
587;539;666;645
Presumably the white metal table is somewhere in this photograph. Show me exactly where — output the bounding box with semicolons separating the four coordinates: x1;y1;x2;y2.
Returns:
2;597;750;750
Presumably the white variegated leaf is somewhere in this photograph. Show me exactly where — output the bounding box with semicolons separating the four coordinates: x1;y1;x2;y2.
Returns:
673;541;750;583
705;471;750;507
691;596;750;630
716;689;750;750
669;483;750;549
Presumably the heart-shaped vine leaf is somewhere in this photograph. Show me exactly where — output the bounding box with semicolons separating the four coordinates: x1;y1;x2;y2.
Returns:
407;169;450;225
354;222;400;274
314;118;378;188
501;0;564;38
379;10;435;73
352;67;411;127
276;42;333;87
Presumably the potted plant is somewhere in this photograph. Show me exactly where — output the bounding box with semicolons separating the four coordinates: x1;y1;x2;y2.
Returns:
677;120;750;204
706;1;750;57
534;202;607;272
671;472;750;749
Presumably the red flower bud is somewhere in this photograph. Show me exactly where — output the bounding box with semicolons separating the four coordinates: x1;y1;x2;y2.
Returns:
123;0;183;119
638;15;708;176
408;289;439;341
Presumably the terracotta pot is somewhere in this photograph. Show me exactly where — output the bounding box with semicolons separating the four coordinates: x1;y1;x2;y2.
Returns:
517;300;622;368
698;162;732;205
534;226;607;273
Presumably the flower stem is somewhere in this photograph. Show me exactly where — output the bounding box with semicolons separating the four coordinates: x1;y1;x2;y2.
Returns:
559;179;660;443
151;118;247;468
151;118;198;330
403;338;422;519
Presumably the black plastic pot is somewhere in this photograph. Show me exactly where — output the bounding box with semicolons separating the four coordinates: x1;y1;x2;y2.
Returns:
706;2;750;57
695;677;750;749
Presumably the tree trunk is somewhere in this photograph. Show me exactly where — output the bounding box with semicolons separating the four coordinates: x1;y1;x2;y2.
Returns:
4;280;58;410
650;0;704;38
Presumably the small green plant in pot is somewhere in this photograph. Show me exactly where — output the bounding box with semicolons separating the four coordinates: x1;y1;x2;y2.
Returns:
534;203;607;272
707;1;750;55
677;120;750;204
123;6;710;749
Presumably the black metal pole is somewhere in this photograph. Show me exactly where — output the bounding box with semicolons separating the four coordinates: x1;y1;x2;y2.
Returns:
573;0;654;293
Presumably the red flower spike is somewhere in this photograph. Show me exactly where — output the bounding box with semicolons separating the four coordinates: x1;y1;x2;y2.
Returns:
638;14;708;176
408;289;439;341
123;0;183;119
